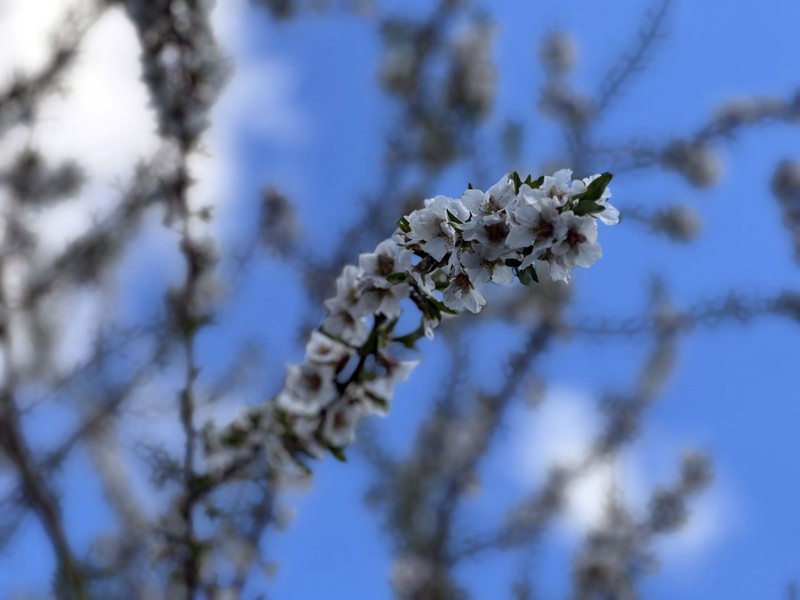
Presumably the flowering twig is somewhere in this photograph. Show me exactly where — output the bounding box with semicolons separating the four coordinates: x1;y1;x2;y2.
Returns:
206;169;618;478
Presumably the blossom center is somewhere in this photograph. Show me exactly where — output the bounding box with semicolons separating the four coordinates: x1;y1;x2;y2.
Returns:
305;371;323;392
566;228;586;248
484;222;509;244
377;254;395;276
454;271;473;292
534;220;555;239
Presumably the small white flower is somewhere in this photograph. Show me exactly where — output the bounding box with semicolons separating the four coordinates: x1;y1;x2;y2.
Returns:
538;168;574;204
406;196;469;261
461;175;515;216
332;264;363;305
407;268;436;294
324;265;378;318
320;390;367;447
442;268;486;313
321;309;370;346
460;250;514;286
276;363;338;416
539;251;571;283
357;283;406;319
306;331;353;365
506;196;565;263
358;239;413;285
356;241;411;318
363;359;418;413
551;212;602;270
290;415;326;459
462;211;513;260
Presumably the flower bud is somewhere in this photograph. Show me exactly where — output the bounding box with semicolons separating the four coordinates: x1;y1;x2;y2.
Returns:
771;160;800;262
652;205;702;242
539;31;578;74
662;141;724;188
771;160;800;201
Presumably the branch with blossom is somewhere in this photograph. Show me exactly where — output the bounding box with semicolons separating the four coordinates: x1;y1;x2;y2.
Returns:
205;169;618;478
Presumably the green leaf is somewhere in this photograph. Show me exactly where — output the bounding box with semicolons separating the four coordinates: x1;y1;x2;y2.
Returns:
393;325;426;349
525;175;544;189
446;209;463;225
517;265;539;285
574;199;606;217
573;172;613;203
397;216;411;233
364;390;389;412
386;272;408;284
511;171;523;194
504;258;522;268
427;295;458;315
434;279;449;292
383;316;399;336
427;299;442;321
329;447;348;462
189;474;212;495
359;325;381;357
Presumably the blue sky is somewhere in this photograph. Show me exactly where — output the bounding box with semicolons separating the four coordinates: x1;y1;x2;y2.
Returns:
1;0;800;597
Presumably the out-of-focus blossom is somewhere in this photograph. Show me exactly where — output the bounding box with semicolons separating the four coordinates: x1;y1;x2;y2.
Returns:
662;141;724;188
539;31;579;74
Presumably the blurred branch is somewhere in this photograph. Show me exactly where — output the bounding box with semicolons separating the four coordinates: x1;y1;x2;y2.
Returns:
590;92;800;178
0;2;105;139
455;284;684;562
595;0;673;117
573;289;800;339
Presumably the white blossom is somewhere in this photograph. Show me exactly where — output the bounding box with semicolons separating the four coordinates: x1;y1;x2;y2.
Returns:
460;250;514;286
321;392;367;448
462;211;514;260
538;168;574;204
461;176;515;216
406;195;469;261
506;196;565;266
324;264;374;317
276;363;337;416
321;308;370;346
363;359;419;413
306;331;353;365
290;415;326;459
358;239;413;282
551;212;602;273
442;268;486;313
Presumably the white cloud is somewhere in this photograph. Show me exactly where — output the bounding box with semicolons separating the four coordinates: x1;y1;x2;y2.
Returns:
220;59;307;142
0;0;87;75
1;0;307;249
205;0;308;242
211;0;307;144
0;0;307;413
513;388;635;533
0;3;159;257
509;386;725;561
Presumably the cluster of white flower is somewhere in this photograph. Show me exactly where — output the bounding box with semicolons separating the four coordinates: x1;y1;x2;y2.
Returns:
205;170;617;476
